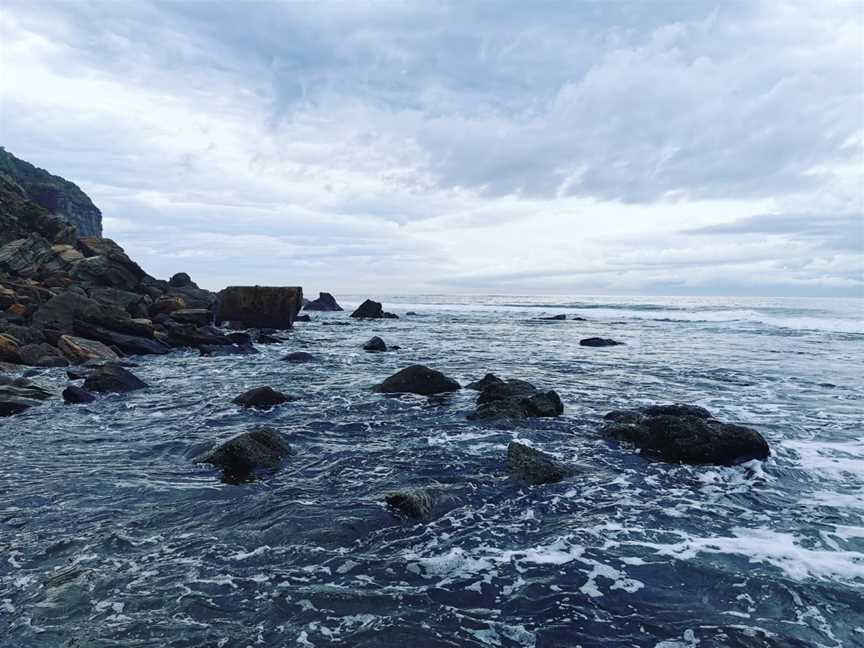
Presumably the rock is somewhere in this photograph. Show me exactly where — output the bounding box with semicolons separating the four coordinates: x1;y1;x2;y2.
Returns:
216;286;303;329
32;291;105;333
83;365;147;393
170;309;213;326
385;489;434;518
18;343;68;367
406;311;418;316
199;344;258;357
63;385;95;404
194;427;292;483
58;335;120;364
580;337;624;347
469;377;563;421
72;321;170;356
281;351;315;363
601;404;770;466
71;254;142;291
538;314;567;320
466;373;505;391
0;235;53;277
374;365;460;396
226;332;253;346
350;299;398;319
232;386;293;409
294;314;311;322
152;295;186;315
168;272;195;288
0;334;22;363
506;442;571;485
0;376;52;415
363;336;387;352
255;334;283;344
304;292;343;311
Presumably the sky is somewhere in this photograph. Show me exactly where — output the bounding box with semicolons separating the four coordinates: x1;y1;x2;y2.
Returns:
1;0;862;297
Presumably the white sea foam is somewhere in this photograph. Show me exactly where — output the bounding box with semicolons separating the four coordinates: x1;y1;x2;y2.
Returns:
785;439;864;479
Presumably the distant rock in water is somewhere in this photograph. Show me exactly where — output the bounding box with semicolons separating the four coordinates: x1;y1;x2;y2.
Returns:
385;489;434;518
363;336;387;352
281;351;315;363
468;376;563;421
216;286;303;329
1;147;102;237
294;314;311;322
601;403;770;466
63;385;95;404
506;442;572;485
304;292;343;311
351;299;398;319
83;365;147;393
195;427;292;483
232;386;293;409
538;314;567;320
375;365;460;396
466;373;504;391
580;337;624;347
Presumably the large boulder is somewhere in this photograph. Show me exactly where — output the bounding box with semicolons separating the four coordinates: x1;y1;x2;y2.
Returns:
216;286;303;329
304;292;343;311
0;376;52;416
363;336;387;352
232;386;293;409
58;335;120;364
83;365;147;393
601;404;770;466
374;365;460;396
468;376;563;421
0;235;53;277
72;321;170;356
0;334;22;363
506;442;572;485
32;291;105;333
194;427;291;483
18;342;68;367
350;299;398;319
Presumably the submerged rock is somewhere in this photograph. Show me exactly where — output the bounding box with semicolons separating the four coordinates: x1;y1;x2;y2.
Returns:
469;377;563;421
63;385;95;404
506;442;571;485
304;292;343;311
350;299;398;319
83;365;147;393
601;404;770;466
375;365;460;396
580;337;623;347
195;427;291;483
538;314;567;320
281;351;315;363
384;489;434;518
363;336;387;352
232;386;293;410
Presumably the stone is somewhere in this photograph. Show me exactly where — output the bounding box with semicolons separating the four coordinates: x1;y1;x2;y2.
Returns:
304;292;343;311
18;343;68;367
0;334;22;363
0;235;53;277
152;295;186;315
83;365;147;393
170;309;213;326
385;489;434;518
294;314;311;322
350;299;398;319
580;337;624;347
199;344;258;357
363;336;387;352
469;377;563;421
168;272;195;288
232;386;293;409
374;365;460;396
0;376;53;416
72;321;170;356
539;314;567;320
63;385;95;404
601;404;771;466
195;427;292;483
216;286;303;329
32;291;105;333
506;442;571;485
281;351;315;363
58;335;120;364
466;373;505;391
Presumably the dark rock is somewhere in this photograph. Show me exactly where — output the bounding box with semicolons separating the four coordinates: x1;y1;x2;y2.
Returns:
226;332;253;346
216;286;302;329
580;337;624;347
63;385;95;404
294;314;311;322
363;336;387;352
58;334;120;364
83;365;147;393
572;316;588;321
406;311;418;316
0;376;52;416
170;309;213;326
0;333;22;363
0;235;53;277
31;291;104;333
506;442;571;485
232;386;293;409
466;373;505;391
199;344;258;357
601;404;770;466
375;365;460;396
539;314;567;320
469;377;563;421
281;351;315;363
350;299;398;319
194;427;291;483
255;334;283;344
385;489;434;518
304;292;343;311
18;343;68;367
72;321;170;356
168;272;195;288
151;295;186;315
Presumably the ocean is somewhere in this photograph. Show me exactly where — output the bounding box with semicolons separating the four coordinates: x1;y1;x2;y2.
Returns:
1;294;862;647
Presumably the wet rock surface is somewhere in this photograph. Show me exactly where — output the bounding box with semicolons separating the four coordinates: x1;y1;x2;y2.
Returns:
194;427;292;483
506;442;572;485
232;386;294;410
375;365;460;396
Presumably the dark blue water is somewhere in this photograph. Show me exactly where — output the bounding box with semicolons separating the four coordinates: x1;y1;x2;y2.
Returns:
2;295;863;647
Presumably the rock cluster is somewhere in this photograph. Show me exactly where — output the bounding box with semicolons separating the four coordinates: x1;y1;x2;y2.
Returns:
467;374;563;421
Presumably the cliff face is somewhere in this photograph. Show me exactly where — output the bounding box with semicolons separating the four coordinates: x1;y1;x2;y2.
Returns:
0;147;102;237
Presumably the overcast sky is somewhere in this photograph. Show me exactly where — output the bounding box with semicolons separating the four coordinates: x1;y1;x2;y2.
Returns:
1;1;862;297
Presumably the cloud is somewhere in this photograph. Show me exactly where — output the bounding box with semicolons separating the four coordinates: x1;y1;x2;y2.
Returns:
0;0;861;296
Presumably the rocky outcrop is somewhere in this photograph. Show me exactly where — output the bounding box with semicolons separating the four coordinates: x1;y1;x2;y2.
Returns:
468;375;563;421
216;286;303;329
506;442;571;485
194;427;292;483
304;292;343;311
350;299;398;319
83;365;147;393
375;365;460;396
363;336;387;352
232;386;293;409
601;404;771;466
580;337;623;347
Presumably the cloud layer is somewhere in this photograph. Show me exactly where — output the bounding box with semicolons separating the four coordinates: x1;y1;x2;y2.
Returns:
1;0;861;296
